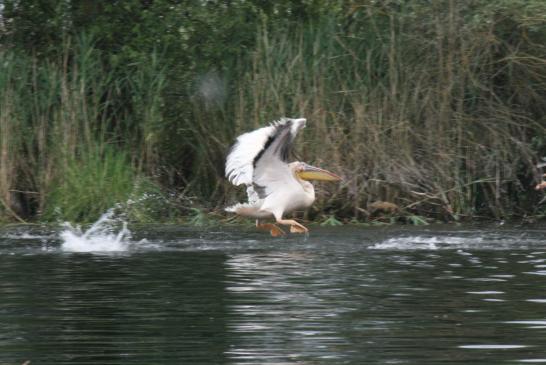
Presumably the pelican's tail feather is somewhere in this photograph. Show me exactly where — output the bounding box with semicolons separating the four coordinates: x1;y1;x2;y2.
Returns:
225;203;271;218
225;203;244;213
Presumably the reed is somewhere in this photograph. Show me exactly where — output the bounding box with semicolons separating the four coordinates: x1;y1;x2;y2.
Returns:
0;36;168;222
1;2;545;223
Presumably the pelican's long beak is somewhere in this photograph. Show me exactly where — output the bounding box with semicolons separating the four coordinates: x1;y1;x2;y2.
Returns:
297;164;342;182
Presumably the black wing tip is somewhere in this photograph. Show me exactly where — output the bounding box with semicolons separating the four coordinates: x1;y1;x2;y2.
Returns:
252;121;294;167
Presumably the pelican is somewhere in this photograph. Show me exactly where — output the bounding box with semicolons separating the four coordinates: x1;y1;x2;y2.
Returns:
225;118;341;236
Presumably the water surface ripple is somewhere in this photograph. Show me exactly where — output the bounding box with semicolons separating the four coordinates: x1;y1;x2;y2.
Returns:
1;225;546;364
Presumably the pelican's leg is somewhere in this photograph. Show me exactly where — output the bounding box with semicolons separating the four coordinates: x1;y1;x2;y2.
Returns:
256;220;285;237
275;218;309;234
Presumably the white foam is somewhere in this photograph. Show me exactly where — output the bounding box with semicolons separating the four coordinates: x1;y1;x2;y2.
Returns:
60;210;140;253
370;236;440;250
3;232;54;240
370;233;546;251
370;235;490;250
459;344;528;349
505;320;546;326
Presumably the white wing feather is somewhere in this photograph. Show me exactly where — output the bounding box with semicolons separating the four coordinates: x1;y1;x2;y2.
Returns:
225;118;305;186
251;120;305;199
225;124;277;186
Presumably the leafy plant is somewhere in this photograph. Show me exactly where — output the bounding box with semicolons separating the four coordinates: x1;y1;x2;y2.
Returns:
320;215;343;227
43;146;135;222
407;215;429;226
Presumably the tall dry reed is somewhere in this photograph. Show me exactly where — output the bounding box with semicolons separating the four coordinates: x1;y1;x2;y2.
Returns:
200;3;546;221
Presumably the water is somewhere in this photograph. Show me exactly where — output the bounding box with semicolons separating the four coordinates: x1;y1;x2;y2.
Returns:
2;220;546;364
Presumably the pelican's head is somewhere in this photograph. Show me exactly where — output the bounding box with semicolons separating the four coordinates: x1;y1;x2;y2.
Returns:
291;162;342;182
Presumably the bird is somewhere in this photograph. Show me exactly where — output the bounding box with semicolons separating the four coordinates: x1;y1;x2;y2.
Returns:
225;117;341;236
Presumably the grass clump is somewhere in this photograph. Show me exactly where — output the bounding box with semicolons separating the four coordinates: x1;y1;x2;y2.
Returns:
0;35;170;223
43;147;135;222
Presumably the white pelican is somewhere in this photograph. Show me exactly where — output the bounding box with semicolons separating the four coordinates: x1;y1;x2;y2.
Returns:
225;118;341;236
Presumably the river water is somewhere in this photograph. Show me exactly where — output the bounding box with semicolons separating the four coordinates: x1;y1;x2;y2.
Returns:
1;221;546;364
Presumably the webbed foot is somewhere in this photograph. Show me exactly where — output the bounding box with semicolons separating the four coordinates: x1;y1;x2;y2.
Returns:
290;224;308;234
256;220;286;237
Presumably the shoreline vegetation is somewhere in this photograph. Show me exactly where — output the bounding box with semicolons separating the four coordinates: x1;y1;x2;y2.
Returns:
1;1;546;226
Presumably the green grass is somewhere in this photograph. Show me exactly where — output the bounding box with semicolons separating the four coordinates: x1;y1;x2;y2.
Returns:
43;146;135;222
0;36;169;223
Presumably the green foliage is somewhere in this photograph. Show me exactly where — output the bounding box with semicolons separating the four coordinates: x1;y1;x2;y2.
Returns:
0;32;171;222
320;215;343;227
186;208;215;227
407;215;429;226
44;146;135;222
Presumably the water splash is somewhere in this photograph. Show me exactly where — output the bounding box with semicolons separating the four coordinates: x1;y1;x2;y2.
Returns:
60;209;139;253
370;232;546;251
370;236;442;250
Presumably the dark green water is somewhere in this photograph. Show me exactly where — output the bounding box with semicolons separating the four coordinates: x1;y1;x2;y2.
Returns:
2;224;546;364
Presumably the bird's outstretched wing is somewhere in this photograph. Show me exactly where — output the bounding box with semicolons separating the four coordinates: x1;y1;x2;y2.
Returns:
251;119;306;201
225;118;306;187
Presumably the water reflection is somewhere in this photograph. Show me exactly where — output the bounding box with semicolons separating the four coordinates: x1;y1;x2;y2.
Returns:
0;252;230;364
225;252;354;363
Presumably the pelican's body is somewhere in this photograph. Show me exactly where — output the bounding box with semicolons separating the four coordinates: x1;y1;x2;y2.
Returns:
225;118;341;236
230;162;316;219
